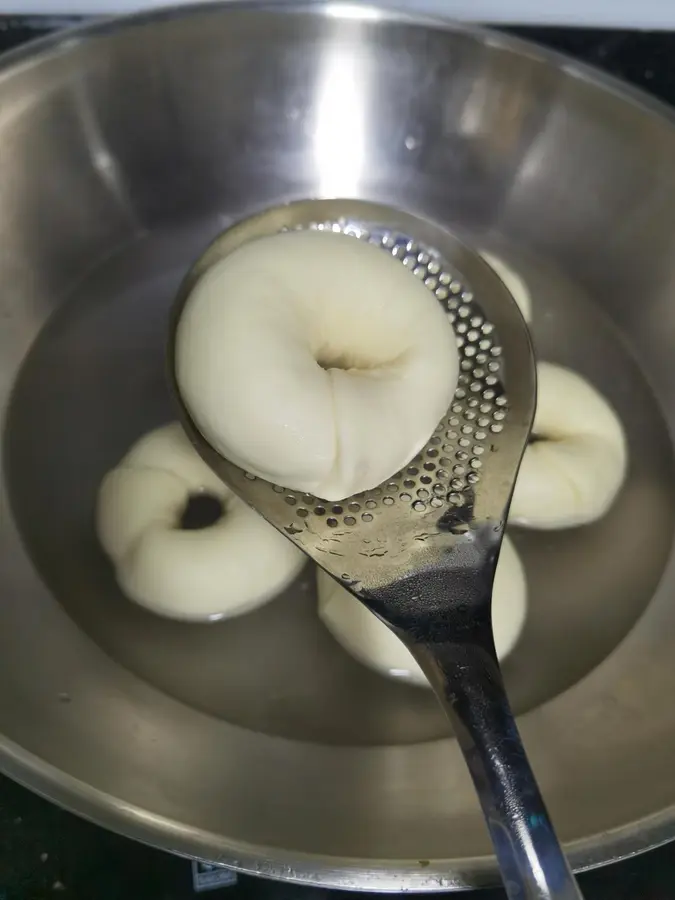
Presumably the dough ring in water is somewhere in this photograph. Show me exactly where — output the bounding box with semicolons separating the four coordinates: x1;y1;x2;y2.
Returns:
317;535;527;688
175;229;459;501
510;362;627;529
97;423;305;620
480;251;533;324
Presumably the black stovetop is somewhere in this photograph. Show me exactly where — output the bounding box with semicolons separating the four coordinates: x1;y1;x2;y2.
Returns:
1;15;675;900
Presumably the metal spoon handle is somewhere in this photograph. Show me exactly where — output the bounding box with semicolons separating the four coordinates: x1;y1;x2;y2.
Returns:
412;637;584;900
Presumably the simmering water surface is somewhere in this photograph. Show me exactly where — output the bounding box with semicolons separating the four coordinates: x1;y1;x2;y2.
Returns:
6;223;675;746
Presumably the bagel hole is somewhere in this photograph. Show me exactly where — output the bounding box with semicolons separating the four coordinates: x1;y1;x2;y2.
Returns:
316;347;405;373
317;352;372;373
179;492;224;530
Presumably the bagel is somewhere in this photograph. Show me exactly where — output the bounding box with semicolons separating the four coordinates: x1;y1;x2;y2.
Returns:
318;535;527;687
96;423;305;620
175;229;459;501
480;251;533;324
510;362;627;529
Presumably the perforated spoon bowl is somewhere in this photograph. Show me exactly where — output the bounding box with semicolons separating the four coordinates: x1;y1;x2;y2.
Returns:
168;199;583;900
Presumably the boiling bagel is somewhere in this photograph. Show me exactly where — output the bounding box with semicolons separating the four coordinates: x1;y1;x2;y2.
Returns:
480;251;533;324
510;362;627;529
97;423;305;620
318;535;527;687
175;230;459;501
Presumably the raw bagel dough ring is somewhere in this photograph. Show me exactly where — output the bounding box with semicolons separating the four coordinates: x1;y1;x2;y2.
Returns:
510;362;627;529
317;535;527;688
97;423;305;620
480;251;533;324
175;229;459;501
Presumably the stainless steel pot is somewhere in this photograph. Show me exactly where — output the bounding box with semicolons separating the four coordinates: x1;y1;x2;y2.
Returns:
2;3;675;891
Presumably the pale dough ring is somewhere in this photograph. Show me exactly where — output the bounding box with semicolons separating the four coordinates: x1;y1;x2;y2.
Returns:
317;534;527;688
510;362;627;529
175;229;459;501
480;251;533;324
96;423;305;620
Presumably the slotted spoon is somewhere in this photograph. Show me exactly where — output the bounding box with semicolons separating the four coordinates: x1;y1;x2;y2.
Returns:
168;199;583;900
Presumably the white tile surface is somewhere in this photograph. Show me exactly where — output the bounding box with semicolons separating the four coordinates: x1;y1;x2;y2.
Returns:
13;0;675;28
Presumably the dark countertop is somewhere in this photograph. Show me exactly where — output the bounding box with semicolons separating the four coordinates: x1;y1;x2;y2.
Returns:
1;14;675;900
